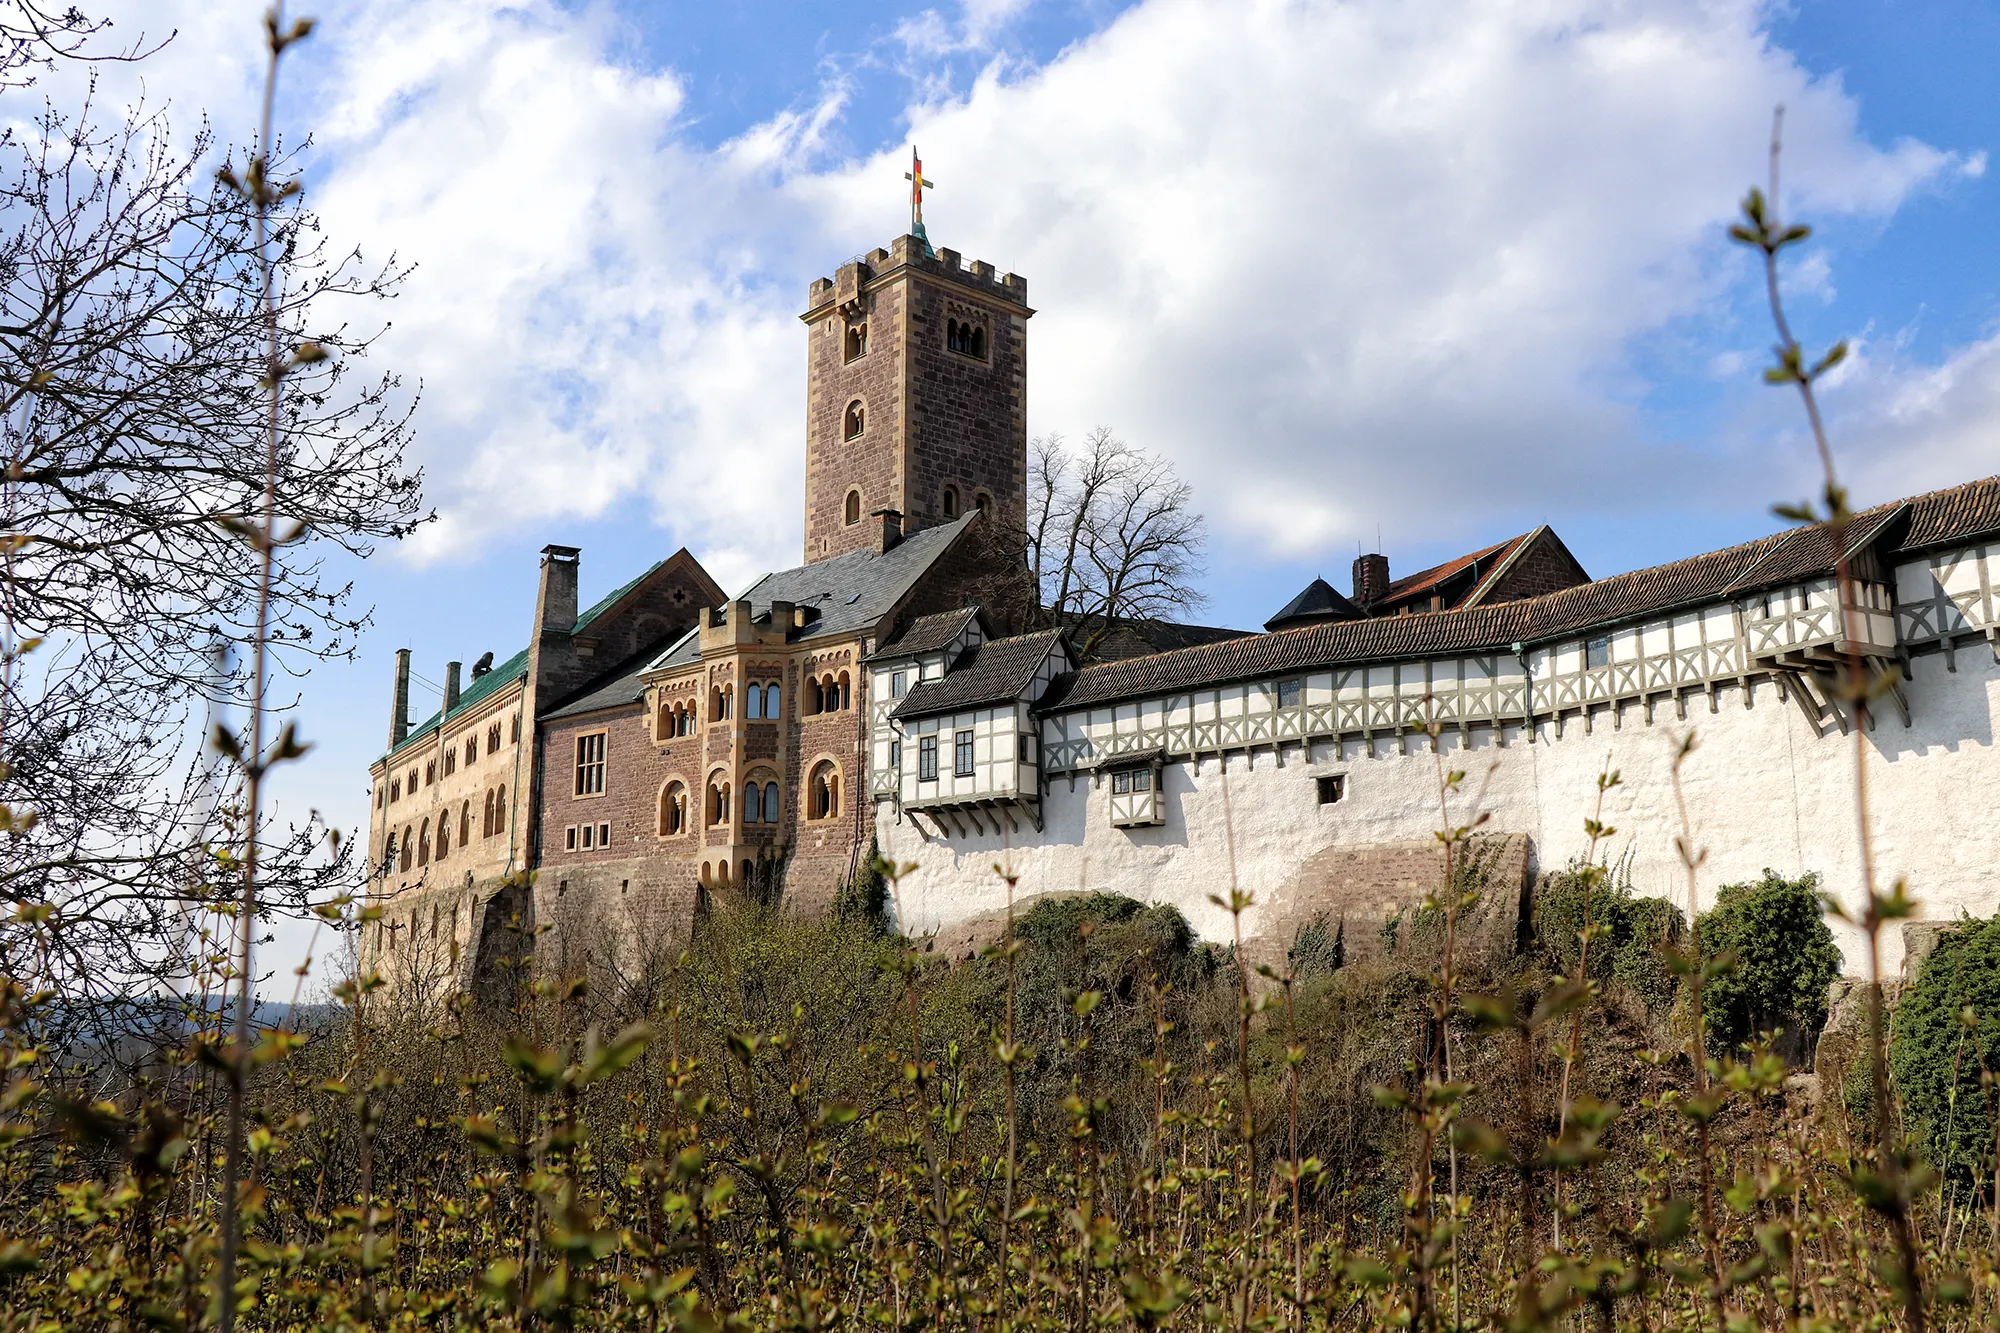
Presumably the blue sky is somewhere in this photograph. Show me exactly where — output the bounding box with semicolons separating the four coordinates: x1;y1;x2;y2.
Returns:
81;0;2000;986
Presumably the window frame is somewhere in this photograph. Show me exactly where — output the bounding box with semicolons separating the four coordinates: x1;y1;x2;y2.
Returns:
1316;774;1347;805
574;730;607;798
917;735;938;782
953;729;975;778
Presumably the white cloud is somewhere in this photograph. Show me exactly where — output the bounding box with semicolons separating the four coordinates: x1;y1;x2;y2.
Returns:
79;0;1986;578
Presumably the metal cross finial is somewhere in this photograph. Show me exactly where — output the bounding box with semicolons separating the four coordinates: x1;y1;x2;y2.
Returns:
904;146;934;235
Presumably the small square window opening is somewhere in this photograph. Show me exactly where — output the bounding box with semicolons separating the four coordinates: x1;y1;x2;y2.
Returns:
1316;774;1346;805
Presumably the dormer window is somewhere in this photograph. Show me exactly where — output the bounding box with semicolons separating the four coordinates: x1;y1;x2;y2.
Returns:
844;400;865;439
844;322;868;361
844;489;862;525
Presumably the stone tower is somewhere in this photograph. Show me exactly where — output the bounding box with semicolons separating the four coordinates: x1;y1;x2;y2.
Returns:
801;233;1032;563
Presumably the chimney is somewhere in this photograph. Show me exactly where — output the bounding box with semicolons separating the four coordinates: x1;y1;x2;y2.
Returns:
1352;552;1390;608
537;544;581;633
872;507;904;555
443;660;462;716
389;647;411;749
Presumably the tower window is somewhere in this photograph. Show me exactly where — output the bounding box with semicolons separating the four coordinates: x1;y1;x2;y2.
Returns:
974;492;991;515
845;322;868;361
941;486;959;519
844;400;865;439
844;489;861;525
946;316;988;360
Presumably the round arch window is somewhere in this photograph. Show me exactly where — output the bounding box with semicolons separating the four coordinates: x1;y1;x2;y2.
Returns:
843;400;865;439
844;489;861;525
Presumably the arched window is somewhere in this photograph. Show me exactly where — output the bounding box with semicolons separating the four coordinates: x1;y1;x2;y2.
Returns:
679;706;694;736
837;670;851;711
941;486;959;519
845;322;868;361
660;782;687;835
436;816;450;860
459;801;470;846
763;683;780;718
711;686;724;721
947;318;964;353
843;400;865;439
390;779;401;802
510;714;520;743
494;784;507;834
806;677;823;714
743;779;760;822
399;827;413;872
465;737;477;765
482;790;494;838
807;762;840;821
709;778;731;826
487;723;500;752
844;489;861;525
970;325;986;358
975;491;992;515
762;782;780;825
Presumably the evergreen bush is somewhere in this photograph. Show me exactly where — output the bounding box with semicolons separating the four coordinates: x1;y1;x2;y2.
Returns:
1697;869;1841;1056
1890;913;2000;1188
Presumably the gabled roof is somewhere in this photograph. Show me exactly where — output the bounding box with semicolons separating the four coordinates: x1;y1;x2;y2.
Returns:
379;555;699;764
646;514;979;672
1380;534;1523;606
1035;473;2000;716
894;630;1066;720
867;606;985;661
1265;577;1365;631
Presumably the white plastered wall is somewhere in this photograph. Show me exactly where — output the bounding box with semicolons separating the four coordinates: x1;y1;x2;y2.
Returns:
875;645;2000;978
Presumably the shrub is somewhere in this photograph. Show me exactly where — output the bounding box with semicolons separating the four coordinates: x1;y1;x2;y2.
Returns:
1533;857;1684;1019
1890;913;2000;1188
1697;869;1841;1056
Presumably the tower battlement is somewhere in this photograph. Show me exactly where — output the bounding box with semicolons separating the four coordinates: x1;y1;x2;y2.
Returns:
805;234;1028;315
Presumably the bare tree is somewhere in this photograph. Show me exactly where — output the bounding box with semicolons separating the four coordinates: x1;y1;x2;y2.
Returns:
0;15;425;1056
1023;426;1207;663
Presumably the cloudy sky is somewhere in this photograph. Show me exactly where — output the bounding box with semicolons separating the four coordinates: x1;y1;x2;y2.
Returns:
61;0;2000;983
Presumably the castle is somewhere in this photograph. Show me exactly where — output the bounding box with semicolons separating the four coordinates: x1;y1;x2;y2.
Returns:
365;228;2000;992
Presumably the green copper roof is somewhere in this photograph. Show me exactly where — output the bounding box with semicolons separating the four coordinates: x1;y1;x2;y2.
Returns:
378;559;665;765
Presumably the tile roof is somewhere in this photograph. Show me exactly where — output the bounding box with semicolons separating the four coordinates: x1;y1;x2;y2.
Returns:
1381;534;1523;605
1037;473;2000;715
893;630;1066;719
647;514;979;672
867;606;983;661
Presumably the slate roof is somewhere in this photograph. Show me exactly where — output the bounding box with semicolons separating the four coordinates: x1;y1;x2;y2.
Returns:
647;514;979;672
867;606;984;661
541;641;684;722
1037;473;2000;716
893;630;1066;720
1265;577;1365;631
